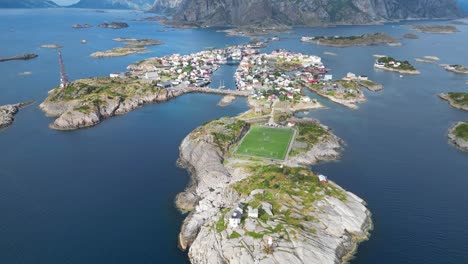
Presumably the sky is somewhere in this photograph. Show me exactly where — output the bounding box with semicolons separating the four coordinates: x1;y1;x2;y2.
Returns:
52;0;80;5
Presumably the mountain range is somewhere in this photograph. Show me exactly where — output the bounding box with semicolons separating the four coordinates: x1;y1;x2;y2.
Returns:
69;0;154;9
0;0;58;8
150;0;463;27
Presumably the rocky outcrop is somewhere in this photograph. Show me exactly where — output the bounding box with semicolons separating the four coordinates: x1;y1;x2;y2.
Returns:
0;53;38;63
0;102;33;129
176;117;372;264
40;87;183;130
98;22;129;29
439;93;468;111
448;122;468;152
151;0;462;27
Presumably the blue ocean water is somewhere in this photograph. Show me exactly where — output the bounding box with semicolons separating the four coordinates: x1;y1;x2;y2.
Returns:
0;8;467;264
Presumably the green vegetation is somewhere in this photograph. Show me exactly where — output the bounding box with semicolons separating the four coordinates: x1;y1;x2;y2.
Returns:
447;92;468;107
232;165;346;234
191;118;248;152
360;80;378;87
229;231;242;239
454;122;468;141
236;126;294;160
290;122;329;156
47;78;160;112
216;216;226;233
309;33;396;47
74;105;92;114
335;80;359;90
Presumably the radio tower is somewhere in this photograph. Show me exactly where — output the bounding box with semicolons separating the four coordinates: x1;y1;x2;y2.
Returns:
58;50;69;88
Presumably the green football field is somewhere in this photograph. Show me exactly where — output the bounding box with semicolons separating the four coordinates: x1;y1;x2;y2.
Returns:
236;126;295;160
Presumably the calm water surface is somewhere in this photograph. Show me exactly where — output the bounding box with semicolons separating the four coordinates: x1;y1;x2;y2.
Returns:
0;9;467;264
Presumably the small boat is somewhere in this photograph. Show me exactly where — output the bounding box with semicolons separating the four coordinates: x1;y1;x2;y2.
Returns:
81;39;87;44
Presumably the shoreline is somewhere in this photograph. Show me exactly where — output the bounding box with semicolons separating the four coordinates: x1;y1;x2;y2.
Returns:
438;93;468;111
448;122;468;152
176;116;372;264
0;101;34;129
374;64;420;75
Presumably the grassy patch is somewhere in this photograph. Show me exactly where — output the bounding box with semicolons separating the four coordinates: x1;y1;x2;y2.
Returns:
454;122;468;141
447;92;468;107
236;126;294;160
229;231;242;239
216;216;226;233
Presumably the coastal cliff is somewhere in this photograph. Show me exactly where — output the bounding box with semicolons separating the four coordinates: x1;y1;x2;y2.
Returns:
150;0;462;27
176;117;372;264
39;78;183;130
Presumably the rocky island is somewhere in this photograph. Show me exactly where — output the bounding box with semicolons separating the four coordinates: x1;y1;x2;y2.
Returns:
91;47;148;58
403;33;419;39
374;56;420;74
439;92;468;111
410;24;459;34
90;38;163;58
98;22;129;29
301;33;399;47
72;24;93;29
448;122;468;152
0;102;32;129
0;53;38;62
176;115;372;264
40;44;63;49
442;64;468;74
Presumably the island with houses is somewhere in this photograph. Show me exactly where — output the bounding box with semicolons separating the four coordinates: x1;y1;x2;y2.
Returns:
36;37;376;263
176;114;372;264
374;56;420;74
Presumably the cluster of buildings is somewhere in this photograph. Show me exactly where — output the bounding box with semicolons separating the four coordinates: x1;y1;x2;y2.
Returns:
375;59;401;68
115;44;263;89
342;72;369;81
235;50;325;92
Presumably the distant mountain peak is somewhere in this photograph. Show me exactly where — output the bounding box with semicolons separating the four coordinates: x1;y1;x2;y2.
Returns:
0;0;58;8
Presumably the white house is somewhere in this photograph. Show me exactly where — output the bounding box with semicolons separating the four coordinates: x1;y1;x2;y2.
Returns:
318;174;328;183
229;205;244;228
324;75;333;81
248;206;258;218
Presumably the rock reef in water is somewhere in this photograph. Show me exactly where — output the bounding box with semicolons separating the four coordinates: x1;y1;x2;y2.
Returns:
176;116;372;264
410;24;459;34
72;24;93;28
0;53;38;62
98;22;129;29
0;102;33;129
448;122;468;152
439;92;468;111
